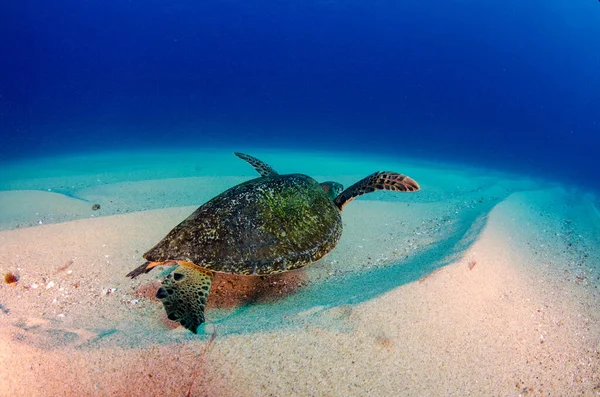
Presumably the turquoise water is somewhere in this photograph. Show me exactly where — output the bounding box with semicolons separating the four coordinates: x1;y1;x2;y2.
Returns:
1;1;599;191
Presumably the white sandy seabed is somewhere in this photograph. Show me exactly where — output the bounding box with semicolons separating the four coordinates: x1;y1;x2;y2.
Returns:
0;148;599;396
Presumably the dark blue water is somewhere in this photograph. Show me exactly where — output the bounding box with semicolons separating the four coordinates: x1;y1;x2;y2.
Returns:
1;1;598;189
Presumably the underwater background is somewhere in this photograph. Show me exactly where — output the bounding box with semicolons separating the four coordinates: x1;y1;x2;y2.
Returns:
1;0;599;190
3;3;600;395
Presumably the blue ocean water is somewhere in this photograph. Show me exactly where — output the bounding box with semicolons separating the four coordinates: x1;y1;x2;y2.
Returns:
0;1;598;189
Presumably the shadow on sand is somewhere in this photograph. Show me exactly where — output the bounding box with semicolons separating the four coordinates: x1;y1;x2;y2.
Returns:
192;198;498;337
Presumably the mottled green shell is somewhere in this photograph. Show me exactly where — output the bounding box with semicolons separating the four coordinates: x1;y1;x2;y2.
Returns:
143;174;343;275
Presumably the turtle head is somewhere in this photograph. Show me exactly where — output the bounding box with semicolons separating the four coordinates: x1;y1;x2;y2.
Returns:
320;181;344;201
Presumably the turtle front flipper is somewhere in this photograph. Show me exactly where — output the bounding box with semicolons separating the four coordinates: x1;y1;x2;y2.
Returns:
334;171;420;210
155;262;215;333
234;152;278;177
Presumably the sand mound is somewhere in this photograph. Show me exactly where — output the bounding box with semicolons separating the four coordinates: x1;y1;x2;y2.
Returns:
1;151;599;396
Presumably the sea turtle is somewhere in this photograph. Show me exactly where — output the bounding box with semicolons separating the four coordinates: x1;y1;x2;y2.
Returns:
127;152;420;333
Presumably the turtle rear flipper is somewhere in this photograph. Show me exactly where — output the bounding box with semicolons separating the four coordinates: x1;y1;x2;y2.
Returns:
234;152;278;177
334;171;420;210
155;262;215;333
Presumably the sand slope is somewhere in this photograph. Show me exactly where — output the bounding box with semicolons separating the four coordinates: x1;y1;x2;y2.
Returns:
1;151;599;396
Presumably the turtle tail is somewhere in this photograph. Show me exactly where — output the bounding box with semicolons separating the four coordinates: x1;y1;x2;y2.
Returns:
126;260;177;278
126;261;154;278
333;171;420;211
155;262;215;333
